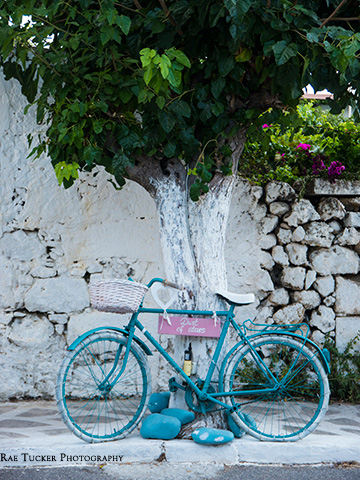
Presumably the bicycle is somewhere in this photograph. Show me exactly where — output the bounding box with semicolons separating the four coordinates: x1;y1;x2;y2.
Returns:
55;277;330;443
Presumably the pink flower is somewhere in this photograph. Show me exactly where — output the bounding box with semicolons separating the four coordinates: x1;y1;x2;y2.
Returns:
328;161;345;180
262;124;271;129
296;143;312;151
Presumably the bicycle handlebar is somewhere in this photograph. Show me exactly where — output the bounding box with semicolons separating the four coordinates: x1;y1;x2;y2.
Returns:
146;277;185;291
163;279;183;290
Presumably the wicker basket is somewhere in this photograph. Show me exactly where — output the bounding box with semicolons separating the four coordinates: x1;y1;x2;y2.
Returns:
89;279;148;313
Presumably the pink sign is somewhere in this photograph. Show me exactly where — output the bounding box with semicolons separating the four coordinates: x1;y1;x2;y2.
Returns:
158;316;221;338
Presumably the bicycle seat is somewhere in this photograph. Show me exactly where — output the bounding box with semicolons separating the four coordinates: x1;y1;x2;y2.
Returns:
215;289;255;306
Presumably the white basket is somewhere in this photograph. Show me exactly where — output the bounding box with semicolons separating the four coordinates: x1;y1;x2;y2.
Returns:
89;279;148;313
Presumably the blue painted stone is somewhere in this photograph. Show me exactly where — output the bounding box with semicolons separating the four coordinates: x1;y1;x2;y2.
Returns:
191;427;234;445
161;408;195;426
227;413;257;438
226;414;246;438
140;413;181;440
148;392;171;413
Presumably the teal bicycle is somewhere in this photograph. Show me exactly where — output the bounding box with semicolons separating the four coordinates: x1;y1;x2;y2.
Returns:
55;277;330;443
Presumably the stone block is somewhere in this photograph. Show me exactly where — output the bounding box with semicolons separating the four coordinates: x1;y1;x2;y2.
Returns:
0;230;46;261
271;245;289;266
269;202;290;216
273;303;305;324
305;270;317;290
343;212;360;227
335;277;360;315
309;246;360;275
324;295;336;307
283;199;320;227
260;216;279;234
341;197;360;211
310;306;335;333
281;267;306;290
303;222;334;247
259;234;277;250
314;276;335;297
317;197;346;221
285;243;308;266
277;228;293;245
265;181;296;204
292;290;321;309
292;226;305;242
8;315;54;348
328;220;342;234
24;277;89;313
336;317;360;353
305;178;360;196
268;288;290;306
335;228;360;246
259;251;275;270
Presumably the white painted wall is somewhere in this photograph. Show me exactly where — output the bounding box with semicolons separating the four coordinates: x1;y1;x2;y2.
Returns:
0;72;265;399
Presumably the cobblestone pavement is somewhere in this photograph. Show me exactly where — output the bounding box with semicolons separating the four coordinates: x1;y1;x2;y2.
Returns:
0;401;360;467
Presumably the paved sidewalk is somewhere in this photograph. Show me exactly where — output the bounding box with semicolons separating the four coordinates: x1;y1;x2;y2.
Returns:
0;401;359;468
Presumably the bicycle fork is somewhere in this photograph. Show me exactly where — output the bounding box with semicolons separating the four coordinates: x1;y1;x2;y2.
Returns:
97;327;137;394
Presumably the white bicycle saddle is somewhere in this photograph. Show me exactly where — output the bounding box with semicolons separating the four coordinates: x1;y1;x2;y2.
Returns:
216;289;255;305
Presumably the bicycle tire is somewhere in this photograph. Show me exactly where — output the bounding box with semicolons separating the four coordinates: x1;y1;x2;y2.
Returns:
222;335;329;441
55;331;151;443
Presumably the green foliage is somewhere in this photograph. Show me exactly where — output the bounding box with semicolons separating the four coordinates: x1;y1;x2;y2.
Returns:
324;334;360;404
0;1;360;193
240;102;360;186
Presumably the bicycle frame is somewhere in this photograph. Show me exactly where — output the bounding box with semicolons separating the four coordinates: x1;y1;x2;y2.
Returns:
99;302;280;412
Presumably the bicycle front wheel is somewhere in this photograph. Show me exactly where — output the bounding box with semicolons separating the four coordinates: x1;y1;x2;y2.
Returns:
222;335;329;441
55;331;151;443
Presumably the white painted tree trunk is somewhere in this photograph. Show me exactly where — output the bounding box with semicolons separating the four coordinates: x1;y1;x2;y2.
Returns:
150;132;245;409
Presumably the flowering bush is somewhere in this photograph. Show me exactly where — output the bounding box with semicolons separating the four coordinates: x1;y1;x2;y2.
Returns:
240;101;360;187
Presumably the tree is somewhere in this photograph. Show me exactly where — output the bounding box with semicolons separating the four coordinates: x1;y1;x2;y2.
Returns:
1;0;360;411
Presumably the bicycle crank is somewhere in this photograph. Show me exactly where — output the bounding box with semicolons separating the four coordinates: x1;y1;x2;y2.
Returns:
185;381;217;414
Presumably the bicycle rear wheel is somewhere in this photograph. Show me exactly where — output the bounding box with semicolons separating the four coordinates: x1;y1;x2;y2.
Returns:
222;335;329;441
55;331;151;443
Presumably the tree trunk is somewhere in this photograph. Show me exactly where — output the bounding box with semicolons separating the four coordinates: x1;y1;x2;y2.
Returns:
148;130;247;419
126;130;246;427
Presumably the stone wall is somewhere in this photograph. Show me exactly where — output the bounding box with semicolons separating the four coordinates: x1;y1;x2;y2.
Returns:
256;180;360;352
1;72;360;400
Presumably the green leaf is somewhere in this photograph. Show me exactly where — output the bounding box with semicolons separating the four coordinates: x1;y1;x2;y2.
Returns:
167;48;191;68
159;54;172;78
140;48;157;67
116;15;131;35
169;99;191;118
156;96;166;109
218;55;235;76
54;161;79;185
143;64;154;85
167;68;182;88
211;77;226;99
236;48;252;63
100;27;114;45
93;120;103;134
158;110;176;133
164;142;176;157
273;41;298;66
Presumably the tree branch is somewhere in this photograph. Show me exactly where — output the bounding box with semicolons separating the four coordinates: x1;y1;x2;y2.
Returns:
320;0;349;27
320;16;360;22
158;0;184;36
